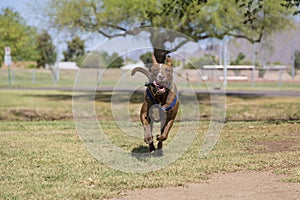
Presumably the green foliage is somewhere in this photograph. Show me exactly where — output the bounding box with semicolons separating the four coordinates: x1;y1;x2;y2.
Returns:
35;30;56;68
80;51;105;68
230;52;247;75
0;8;38;66
107;52;124;68
281;0;300;15
79;51;124;68
273;61;283;65
63;36;85;62
45;0;296;63
139;52;152;68
186;54;216;69
25;64;37;69
231;52;246;65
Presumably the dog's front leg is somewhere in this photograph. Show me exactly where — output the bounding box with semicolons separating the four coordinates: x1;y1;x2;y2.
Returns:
143;123;153;144
140;103;153;144
141;112;155;153
157;119;175;142
144;121;155;153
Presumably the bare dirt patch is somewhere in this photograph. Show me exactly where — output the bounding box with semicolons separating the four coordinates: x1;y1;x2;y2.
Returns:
1;108;72;121
249;131;300;153
110;171;300;200
252;140;300;153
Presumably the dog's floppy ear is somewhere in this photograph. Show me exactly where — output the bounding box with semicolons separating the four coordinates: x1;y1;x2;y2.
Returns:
166;55;172;67
152;53;158;64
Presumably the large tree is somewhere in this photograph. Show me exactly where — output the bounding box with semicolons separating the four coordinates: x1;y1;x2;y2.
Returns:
36;30;56;68
46;0;299;62
0;8;37;66
63;36;85;62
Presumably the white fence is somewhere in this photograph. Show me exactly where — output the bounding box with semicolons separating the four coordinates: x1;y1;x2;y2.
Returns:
0;67;298;88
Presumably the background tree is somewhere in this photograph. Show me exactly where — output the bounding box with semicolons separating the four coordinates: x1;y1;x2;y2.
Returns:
63;36;85;62
106;52;124;68
139;52;152;68
79;51;103;68
231;52;246;65
36;30;56;68
79;51;124;68
0;8;37;66
280;0;300;15
139;52;152;64
186;54;216;69
46;0;299;63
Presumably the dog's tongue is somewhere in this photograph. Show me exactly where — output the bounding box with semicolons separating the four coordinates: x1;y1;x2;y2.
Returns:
154;81;166;93
158;86;166;93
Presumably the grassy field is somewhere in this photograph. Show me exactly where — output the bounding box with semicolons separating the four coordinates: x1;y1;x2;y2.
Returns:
0;90;299;199
0;90;299;121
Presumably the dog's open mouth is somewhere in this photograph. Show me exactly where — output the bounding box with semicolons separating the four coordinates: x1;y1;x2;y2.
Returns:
153;81;166;93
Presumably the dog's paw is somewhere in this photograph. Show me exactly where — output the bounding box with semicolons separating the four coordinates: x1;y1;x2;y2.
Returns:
149;142;155;153
156;134;167;142
144;136;153;144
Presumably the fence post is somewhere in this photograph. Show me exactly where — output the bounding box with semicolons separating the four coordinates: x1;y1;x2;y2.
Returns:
32;69;36;84
8;64;11;86
223;37;228;87
278;68;282;87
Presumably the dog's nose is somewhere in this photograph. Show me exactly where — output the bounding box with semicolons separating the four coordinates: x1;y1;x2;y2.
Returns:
158;73;165;80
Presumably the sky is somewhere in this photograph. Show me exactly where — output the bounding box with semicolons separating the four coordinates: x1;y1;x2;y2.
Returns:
1;0;204;61
1;0;38;26
0;0;156;59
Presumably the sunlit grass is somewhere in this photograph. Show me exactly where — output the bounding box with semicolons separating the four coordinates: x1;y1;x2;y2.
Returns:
0;120;299;199
0;89;299;199
1;90;300;121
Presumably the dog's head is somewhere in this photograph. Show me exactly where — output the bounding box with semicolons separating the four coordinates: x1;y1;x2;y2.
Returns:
150;54;173;94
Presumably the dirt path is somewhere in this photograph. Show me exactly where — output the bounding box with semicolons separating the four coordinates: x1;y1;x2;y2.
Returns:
110;171;300;200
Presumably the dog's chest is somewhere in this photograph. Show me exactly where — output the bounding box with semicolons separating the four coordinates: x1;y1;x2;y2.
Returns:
147;89;168;105
154;94;167;105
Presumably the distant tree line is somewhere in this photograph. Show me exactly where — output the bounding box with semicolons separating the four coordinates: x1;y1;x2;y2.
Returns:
2;0;300;69
0;7;126;69
0;8;57;68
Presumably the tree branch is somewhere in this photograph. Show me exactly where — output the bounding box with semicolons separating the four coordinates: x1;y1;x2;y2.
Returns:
168;38;190;52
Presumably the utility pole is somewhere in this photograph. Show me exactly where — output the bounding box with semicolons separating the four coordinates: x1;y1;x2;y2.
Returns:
223;37;228;87
252;44;256;87
291;43;295;81
4;47;12;87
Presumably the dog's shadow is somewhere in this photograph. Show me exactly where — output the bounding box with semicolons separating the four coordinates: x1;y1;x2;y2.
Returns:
131;145;162;161
131;145;149;154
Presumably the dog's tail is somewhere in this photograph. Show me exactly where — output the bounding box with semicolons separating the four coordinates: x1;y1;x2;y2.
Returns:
131;67;151;80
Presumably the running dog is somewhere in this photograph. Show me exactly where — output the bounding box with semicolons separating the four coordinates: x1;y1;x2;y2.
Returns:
131;54;179;154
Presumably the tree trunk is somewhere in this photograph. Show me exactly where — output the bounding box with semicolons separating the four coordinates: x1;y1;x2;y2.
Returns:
153;48;169;63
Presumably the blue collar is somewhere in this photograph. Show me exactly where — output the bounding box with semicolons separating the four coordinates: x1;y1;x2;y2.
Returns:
146;88;177;111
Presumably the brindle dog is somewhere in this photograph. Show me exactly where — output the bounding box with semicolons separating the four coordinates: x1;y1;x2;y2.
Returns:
131;54;179;154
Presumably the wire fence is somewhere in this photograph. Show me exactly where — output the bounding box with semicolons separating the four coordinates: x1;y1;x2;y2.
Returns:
0;68;78;88
0;68;299;90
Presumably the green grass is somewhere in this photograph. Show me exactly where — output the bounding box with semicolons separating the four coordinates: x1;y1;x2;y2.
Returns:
0;90;73;121
0;90;299;122
0;90;299;199
0;121;299;199
0;69;77;88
